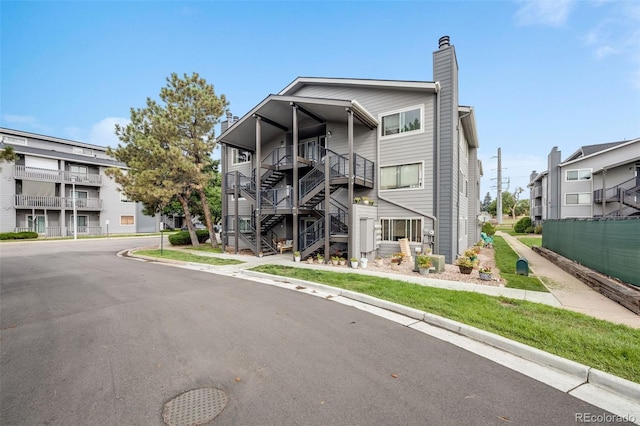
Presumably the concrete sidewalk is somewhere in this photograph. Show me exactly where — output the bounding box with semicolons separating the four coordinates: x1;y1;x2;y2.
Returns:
497;231;640;328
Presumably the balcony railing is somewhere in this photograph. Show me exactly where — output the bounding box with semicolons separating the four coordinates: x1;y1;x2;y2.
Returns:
14;195;103;210
13;165;102;184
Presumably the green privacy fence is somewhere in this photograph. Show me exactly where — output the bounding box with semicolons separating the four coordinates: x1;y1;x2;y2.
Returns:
543;218;640;287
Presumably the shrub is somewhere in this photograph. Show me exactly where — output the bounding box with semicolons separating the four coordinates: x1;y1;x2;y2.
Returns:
0;231;39;240
482;222;496;236
534;225;543;234
514;217;533;234
168;230;210;245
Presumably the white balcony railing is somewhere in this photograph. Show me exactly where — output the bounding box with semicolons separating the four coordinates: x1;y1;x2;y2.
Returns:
14;195;102;210
13;165;102;185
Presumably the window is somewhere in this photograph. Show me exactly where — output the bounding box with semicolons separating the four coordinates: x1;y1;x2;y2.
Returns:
70;165;87;175
72;147;94;156
381;218;422;242
120;215;135;225
70;215;88;227
234;217;251;232
380;163;422;190
1;134;27;145
566;169;591;181
232;148;252;164
565;193;591;205
120;192;134;203
381;106;422;137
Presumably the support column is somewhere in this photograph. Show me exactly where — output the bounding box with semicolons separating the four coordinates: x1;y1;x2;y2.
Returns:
255;117;262;256
234;170;239;254
221;144;228;249
347;109;354;260
292;105;299;253
324;155;330;257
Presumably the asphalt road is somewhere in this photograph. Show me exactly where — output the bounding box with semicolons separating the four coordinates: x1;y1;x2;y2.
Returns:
0;238;622;425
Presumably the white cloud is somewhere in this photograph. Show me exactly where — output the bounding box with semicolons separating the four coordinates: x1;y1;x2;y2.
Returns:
88;117;129;147
514;0;575;27
580;2;640;87
1;114;52;133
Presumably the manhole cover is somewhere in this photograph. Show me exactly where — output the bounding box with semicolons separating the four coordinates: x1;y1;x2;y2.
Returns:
162;388;228;426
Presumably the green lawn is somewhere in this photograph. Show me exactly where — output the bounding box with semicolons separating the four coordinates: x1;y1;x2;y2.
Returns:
517;236;542;248
134;249;244;266
251;264;640;384
493;236;548;292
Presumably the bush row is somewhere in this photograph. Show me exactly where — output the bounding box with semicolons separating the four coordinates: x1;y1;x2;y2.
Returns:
0;231;39;240
168;230;210;245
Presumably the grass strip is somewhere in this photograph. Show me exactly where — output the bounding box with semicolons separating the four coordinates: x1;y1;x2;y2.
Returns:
251;264;640;384
517;237;542;248
186;246;225;254
493;236;548;292
134;249;244;266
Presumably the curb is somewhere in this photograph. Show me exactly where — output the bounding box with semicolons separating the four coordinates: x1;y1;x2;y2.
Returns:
240;269;640;408
123;252;640;420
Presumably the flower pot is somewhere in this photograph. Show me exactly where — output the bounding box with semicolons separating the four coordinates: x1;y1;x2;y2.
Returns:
458;266;473;274
479;272;492;281
294;256;301;263
360;258;368;269
307;258;315;264
332;259;339;266
375;259;383;267
351;261;359;269
339;260;346;266
390;262;399;271
419;267;430;276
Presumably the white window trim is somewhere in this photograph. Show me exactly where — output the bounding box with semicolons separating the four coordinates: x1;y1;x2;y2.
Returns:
120;192;134;203
231;148;252;165
120;215;135;226
380;217;423;242
565;168;592;182
379;104;425;140
379;161;424;191
564;192;591;205
1;134;28;145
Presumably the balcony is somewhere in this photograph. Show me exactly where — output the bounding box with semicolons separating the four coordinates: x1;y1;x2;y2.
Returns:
14;195;103;210
13;165;102;185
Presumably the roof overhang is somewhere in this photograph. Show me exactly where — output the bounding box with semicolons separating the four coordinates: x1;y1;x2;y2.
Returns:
458;106;479;148
592;154;640;175
561;137;640;167
217;95;378;150
279;77;438;96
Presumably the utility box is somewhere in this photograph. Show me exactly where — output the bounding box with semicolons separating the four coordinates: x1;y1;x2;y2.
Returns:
516;257;529;276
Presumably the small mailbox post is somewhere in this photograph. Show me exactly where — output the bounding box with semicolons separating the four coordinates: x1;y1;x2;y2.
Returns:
516;257;529;276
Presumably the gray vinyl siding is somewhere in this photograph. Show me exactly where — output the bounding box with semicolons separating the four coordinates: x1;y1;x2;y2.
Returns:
0;162;15;232
0;129;156;235
294;85;437;228
433;44;459;262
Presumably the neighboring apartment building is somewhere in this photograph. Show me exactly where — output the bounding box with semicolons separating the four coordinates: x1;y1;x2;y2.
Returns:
218;36;482;263
529;137;640;225
0;128;159;236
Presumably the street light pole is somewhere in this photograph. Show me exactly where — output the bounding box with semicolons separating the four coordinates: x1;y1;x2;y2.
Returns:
71;176;77;240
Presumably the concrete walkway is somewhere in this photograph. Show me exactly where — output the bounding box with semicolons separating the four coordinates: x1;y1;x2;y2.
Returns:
496;231;640;328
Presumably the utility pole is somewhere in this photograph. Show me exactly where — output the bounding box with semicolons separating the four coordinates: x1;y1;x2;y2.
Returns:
496;148;503;225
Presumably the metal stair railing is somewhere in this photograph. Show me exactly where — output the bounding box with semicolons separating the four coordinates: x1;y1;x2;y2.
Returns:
299;217;325;252
353;153;375;185
622;188;640;210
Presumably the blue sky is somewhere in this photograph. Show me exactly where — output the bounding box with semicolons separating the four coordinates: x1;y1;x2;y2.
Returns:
2;0;639;197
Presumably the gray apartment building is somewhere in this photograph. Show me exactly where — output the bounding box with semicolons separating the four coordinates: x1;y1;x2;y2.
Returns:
218;36;482;263
529;137;640;225
0;128;158;236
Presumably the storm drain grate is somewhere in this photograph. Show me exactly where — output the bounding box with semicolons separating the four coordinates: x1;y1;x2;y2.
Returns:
162;388;228;426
